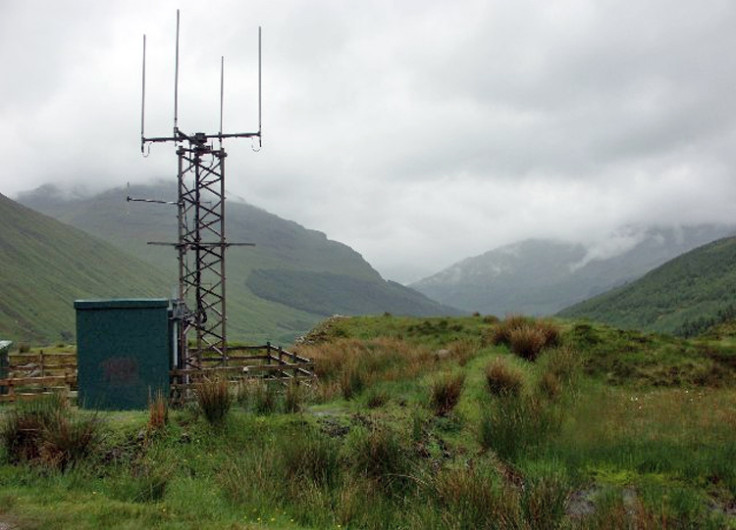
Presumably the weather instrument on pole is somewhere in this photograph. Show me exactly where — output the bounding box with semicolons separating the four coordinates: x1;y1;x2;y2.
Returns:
135;10;262;370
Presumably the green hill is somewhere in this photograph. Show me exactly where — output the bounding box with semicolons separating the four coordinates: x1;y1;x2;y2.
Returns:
558;236;736;336
0;193;170;343
18;183;461;343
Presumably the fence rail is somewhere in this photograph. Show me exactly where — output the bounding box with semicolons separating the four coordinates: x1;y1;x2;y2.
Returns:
0;343;313;404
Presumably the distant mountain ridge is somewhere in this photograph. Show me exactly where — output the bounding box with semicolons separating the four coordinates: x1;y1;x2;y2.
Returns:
18;182;461;343
0;193;170;343
558;236;736;336
411;225;736;317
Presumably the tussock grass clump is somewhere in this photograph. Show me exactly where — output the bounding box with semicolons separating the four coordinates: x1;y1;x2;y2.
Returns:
340;363;365;400
1;393;68;463
1;393;101;470
508;326;547;361
521;475;570;530
236;379;281;414
253;381;278;414
195;377;231;424
537;371;562;400
347;424;409;487
492;316;563;361
447;338;480;366
479;395;561;460
365;388;389;409
491;314;530;345
485;357;525;397
430;373;466;416
284;380;308;413
147;389;168;433
40;412;101;471
427;462;521;528
279;428;340;487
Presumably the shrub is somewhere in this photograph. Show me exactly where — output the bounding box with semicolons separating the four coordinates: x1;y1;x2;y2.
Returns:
195;377;231;424
18;343;30;354
485;357;524;397
508;326;546;361
430;373;465;416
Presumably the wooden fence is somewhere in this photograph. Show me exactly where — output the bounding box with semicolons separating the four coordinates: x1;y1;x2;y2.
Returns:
170;343;314;400
0;343;313;404
0;351;78;403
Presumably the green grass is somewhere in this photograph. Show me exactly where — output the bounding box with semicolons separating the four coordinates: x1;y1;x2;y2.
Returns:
1;315;735;528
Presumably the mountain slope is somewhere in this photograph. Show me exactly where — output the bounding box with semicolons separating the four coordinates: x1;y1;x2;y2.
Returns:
0;193;171;343
558;236;736;336
411;226;736;317
18;183;461;343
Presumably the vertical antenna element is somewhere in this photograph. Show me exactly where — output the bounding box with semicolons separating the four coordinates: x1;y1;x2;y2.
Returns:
219;56;224;148
174;9;180;136
258;26;262;138
141;34;147;153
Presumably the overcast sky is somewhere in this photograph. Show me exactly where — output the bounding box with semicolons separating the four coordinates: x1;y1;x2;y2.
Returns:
2;0;736;283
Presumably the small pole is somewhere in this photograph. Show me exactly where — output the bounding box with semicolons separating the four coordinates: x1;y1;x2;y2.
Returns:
219;56;224;149
174;9;180;136
141;34;147;152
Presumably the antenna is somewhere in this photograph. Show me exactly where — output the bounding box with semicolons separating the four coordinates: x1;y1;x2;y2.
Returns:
258;26;262;140
140;35;146;153
174;9;180;136
138;11;262;370
219;56;224;148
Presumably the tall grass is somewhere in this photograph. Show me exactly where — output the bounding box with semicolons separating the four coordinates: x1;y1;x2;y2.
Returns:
278;428;340;487
194;377;232;424
347;423;410;489
479;395;561;460
1;393;101;470
492;316;562;361
485;357;525;397
147;389;168;433
430;373;465;416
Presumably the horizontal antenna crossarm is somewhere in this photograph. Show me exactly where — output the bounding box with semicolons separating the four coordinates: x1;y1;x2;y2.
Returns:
147;242;255;247
127;196;179;206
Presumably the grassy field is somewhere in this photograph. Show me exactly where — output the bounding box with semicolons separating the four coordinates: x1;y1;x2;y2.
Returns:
0;315;735;528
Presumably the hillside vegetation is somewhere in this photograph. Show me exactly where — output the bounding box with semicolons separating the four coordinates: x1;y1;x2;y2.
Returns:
559;236;736;336
18;183;461;343
0;193;169;343
0;315;734;528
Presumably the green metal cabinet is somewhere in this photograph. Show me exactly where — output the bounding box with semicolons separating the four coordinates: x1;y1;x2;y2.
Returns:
0;340;11;395
75;299;172;410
